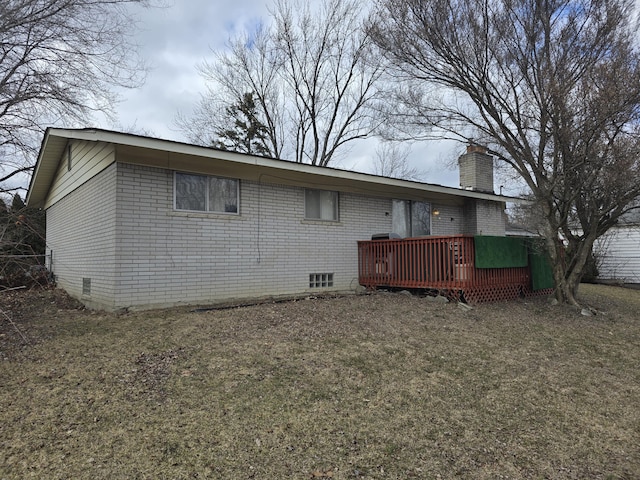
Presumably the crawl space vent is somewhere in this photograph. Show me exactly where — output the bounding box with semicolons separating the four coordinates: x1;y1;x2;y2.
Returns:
82;278;91;295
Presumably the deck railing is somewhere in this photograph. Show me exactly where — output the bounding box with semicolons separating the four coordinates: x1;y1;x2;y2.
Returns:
357;235;539;303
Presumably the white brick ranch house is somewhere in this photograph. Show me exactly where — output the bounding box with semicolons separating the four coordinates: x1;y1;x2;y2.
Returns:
27;128;514;310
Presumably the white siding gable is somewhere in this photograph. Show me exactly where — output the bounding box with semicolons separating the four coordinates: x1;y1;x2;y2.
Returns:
595;226;640;283
45;140;115;209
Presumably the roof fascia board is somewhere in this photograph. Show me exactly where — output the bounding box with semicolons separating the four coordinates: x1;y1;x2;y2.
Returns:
25;128;56;206
31;128;527;206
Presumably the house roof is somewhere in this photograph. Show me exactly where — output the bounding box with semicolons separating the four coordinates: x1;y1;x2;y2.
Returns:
505;222;540;237
618;208;640;225
27;128;525;208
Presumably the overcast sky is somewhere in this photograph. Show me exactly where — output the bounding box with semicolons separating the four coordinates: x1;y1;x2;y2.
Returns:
101;0;463;188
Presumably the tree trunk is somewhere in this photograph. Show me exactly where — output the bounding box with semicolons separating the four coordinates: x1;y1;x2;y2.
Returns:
556;275;580;306
548;229;598;307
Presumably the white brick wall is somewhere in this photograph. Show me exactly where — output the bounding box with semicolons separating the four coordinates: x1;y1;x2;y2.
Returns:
461;199;505;236
459;151;494;193
474;200;506;236
46;160;508;310
46;163;117;309
113;164;392;309
431;204;465;235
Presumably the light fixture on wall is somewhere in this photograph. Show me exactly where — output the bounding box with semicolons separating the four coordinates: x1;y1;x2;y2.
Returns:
432;209;440;216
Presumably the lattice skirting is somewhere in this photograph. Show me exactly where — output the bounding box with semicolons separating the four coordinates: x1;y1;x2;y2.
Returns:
461;285;555;305
462;285;523;304
363;284;555;305
522;286;555;298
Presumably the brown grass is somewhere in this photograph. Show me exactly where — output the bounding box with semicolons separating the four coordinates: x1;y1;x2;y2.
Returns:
1;284;639;479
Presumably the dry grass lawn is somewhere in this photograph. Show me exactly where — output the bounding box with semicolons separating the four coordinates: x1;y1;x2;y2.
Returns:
1;284;639;479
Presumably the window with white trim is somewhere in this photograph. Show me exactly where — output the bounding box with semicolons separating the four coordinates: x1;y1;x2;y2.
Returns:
174;172;239;213
392;200;431;237
305;189;339;221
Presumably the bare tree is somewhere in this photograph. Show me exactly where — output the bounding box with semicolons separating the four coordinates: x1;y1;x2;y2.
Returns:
180;0;385;167
371;141;424;181
0;0;159;194
177;23;287;159
369;0;640;305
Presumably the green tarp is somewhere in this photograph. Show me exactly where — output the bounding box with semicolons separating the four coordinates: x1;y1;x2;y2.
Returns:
527;239;555;291
474;236;528;268
473;235;555;291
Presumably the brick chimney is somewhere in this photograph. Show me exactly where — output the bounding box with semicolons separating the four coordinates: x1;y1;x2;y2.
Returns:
458;145;494;193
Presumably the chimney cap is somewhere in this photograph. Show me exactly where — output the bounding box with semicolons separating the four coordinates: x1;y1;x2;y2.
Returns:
466;144;488;154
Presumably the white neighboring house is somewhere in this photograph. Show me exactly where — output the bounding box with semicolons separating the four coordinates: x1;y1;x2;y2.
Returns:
27;128;514;311
594;210;640;285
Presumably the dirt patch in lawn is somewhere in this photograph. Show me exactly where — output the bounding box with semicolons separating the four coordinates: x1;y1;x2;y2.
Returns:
1;284;638;479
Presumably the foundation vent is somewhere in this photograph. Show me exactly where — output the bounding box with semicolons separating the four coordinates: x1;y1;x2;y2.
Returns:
82;278;91;295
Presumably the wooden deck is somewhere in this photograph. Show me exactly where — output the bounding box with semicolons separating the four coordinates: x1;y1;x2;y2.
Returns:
357;235;553;304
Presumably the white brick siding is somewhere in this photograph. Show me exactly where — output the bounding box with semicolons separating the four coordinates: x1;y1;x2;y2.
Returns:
462;199;505;236
45;160;508;310
459;151;494;193
46;163;117;309
431;204;465;236
474;200;506;236
113;164;392;309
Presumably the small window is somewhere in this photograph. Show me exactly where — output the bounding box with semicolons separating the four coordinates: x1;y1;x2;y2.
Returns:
305;189;339;221
309;273;334;288
175;172;239;213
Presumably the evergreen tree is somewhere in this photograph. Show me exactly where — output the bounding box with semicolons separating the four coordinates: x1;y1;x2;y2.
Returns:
0;194;46;287
11;193;25;211
9;195;45;256
0;198;9;253
0;198;8;222
212;92;272;157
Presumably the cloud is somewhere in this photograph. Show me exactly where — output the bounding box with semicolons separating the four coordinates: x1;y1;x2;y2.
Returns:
105;1;463;187
110;1;272;139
